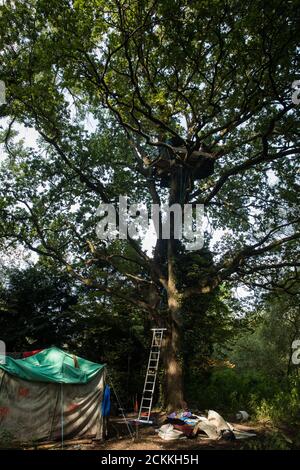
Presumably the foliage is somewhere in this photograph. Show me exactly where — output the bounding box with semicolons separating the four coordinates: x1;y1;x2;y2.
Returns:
186;368;276;412
186;286;300;429
250;376;300;426
0;263;149;403
227;287;300;378
241;432;292;451
0;0;298;307
0;265;79;351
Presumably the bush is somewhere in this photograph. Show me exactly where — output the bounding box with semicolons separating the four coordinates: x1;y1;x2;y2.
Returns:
250;379;300;426
186;368;277;412
186;367;300;426
241;432;292;450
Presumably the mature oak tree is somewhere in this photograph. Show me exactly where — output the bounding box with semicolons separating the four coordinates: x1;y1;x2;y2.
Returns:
0;0;299;409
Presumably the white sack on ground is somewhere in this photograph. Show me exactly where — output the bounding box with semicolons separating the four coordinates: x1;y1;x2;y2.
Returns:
157;424;186;441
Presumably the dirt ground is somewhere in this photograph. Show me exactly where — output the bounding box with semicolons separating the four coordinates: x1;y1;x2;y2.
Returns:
0;412;291;452
48;413;267;451
13;412;296;451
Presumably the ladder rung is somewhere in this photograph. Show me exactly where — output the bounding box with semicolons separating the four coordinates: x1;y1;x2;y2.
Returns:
138;329;166;421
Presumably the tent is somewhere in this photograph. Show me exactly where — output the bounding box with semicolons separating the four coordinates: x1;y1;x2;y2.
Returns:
0;347;106;443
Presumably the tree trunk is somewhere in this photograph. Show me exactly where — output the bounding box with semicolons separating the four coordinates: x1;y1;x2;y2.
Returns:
162;314;185;411
160;173;186;411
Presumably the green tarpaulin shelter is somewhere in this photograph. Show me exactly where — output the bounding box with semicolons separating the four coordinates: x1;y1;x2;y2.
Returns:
0;347;106;443
0;347;105;384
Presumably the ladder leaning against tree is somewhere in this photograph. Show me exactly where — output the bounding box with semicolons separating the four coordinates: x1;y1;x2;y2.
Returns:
136;328;167;424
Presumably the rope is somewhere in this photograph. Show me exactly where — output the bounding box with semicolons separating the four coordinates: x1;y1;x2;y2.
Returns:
179;166;189;205
107;372;135;440
61;383;64;449
159;286;168;309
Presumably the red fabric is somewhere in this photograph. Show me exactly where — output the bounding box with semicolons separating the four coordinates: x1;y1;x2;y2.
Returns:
68;403;80;412
0;407;9;416
134;397;139;414
173;423;194;437
23;349;43;358
18;387;30;398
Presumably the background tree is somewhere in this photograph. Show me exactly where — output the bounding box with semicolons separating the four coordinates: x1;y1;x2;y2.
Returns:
0;262;151;406
228;285;300;379
0;0;299;409
0;265;79;351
